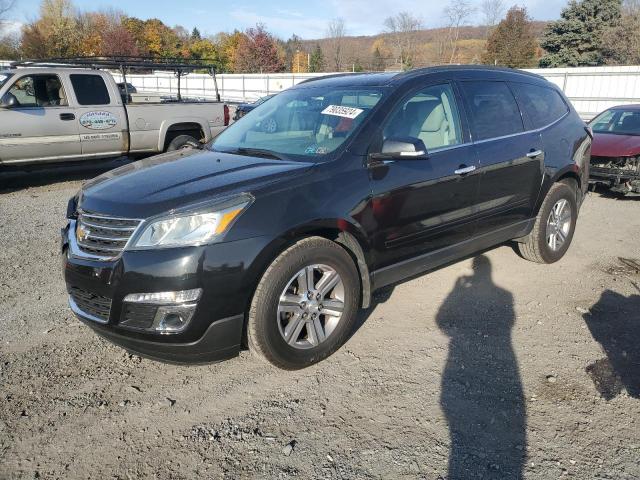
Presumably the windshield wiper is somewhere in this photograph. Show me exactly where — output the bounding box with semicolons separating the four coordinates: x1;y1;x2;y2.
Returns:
229;147;287;160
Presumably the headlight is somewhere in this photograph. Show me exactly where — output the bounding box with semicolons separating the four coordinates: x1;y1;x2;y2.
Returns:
131;197;251;249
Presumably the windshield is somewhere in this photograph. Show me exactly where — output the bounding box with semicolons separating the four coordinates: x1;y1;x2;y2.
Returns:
0;72;13;90
591;109;640;136
212;86;384;159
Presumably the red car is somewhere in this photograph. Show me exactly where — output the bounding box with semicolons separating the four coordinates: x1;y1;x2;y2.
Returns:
590;105;640;195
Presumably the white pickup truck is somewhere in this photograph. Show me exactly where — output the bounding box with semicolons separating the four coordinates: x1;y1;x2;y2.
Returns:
0;62;229;166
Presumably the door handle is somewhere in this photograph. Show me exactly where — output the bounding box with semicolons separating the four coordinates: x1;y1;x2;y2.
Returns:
527;149;543;158
454;165;476;175
59;113;75;121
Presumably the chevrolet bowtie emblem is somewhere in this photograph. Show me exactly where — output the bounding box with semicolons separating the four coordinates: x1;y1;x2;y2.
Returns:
76;224;90;243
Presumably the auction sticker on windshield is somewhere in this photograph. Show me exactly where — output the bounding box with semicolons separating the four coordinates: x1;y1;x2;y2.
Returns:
321;105;364;119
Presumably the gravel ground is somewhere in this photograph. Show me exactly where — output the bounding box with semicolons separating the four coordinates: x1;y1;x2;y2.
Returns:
0;165;639;480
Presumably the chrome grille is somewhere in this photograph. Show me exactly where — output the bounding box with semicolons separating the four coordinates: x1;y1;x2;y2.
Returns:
75;211;142;259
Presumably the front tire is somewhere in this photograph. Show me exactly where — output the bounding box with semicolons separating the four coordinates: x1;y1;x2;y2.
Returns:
517;180;578;264
248;237;361;370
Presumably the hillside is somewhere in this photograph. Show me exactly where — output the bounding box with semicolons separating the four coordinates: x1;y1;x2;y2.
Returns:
301;22;549;71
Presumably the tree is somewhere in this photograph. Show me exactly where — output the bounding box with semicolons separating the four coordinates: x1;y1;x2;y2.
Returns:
21;0;81;57
372;46;386;71
482;6;537;67
601;0;640;64
308;43;325;72
539;0;622;67
283;34;303;71
191;27;201;40
383;12;422;70
234;24;284;73
326;17;346;71
481;0;505;37
292;50;308;73
443;0;476;64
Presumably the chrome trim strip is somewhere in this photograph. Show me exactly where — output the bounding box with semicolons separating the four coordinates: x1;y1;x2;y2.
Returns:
79;210;143;222
85;232;129;242
68;295;109;325
80;220;138;231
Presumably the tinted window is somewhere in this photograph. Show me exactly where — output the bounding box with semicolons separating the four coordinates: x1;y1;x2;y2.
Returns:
511;83;568;129
383;83;463;151
460;81;523;141
70;74;110;105
7;74;68;107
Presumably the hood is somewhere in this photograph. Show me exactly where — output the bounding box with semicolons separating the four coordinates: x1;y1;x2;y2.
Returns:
79;148;313;218
592;133;640;158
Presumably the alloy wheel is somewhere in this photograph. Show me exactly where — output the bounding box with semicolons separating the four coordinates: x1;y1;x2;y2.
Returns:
277;264;345;349
546;198;572;251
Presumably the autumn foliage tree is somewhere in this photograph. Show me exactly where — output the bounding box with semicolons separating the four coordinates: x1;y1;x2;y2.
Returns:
482;6;537;67
234;24;284;73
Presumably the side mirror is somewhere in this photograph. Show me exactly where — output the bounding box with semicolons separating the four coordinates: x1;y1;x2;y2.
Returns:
0;93;17;108
370;137;429;162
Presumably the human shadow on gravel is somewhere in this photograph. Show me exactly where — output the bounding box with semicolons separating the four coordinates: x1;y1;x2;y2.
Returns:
437;255;526;480
583;287;640;400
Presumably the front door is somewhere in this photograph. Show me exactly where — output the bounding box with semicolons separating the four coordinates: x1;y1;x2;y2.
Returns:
68;73;128;158
458;80;544;236
367;82;481;270
0;73;81;164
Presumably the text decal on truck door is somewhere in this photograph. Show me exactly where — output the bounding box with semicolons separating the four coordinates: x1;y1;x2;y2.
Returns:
80;111;118;130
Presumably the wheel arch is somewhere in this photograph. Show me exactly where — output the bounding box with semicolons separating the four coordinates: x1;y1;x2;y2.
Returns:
159;119;208;152
245;219;373;318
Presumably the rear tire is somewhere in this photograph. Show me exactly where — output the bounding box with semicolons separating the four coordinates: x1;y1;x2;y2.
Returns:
166;134;201;152
517;180;578;264
248;237;361;370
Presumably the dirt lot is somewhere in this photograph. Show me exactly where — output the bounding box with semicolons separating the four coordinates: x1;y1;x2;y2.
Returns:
1;165;639;480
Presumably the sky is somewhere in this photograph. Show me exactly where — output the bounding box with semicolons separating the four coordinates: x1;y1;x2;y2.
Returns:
6;0;568;39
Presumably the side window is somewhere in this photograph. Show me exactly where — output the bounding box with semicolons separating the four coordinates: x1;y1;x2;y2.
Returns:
70;74;110;105
460;81;524;141
383;84;463;151
511;83;569;129
7;75;68;108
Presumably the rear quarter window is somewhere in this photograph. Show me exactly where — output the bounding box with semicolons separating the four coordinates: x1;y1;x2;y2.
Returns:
459;81;524;141
70;74;111;105
511;82;569;129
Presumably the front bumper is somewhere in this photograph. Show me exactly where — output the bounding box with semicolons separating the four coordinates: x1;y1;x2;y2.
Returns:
62;222;275;364
589;157;640;194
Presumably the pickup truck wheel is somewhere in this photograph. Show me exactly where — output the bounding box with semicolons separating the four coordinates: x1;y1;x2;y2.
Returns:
248;237;361;370
517;180;578;264
166;135;200;152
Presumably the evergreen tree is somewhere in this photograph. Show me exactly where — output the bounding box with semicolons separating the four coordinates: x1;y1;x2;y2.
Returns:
482;6;537;68
539;0;622;67
309;43;325;72
191;27;201;40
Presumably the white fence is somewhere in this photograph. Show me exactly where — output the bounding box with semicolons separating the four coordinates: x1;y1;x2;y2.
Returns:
117;66;640;120
2;60;640;120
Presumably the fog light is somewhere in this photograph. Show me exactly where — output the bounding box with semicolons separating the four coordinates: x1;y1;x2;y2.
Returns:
124;289;202;304
123;288;202;334
153;304;197;333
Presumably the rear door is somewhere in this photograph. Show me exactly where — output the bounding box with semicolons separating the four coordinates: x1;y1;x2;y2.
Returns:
69;73;128;158
459;80;544;236
0;73;81;164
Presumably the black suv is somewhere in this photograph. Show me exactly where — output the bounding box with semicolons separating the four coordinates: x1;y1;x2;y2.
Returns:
63;67;591;369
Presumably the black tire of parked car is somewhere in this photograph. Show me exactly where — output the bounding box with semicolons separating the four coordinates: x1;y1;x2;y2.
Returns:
166;135;201;151
247;236;361;370
517;179;578;264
